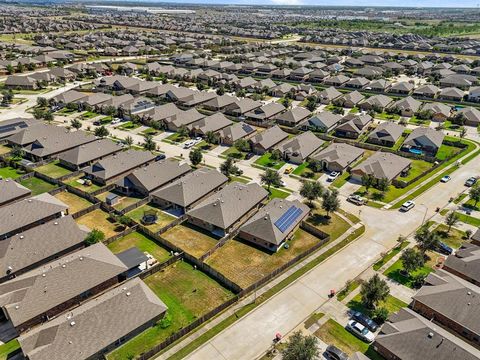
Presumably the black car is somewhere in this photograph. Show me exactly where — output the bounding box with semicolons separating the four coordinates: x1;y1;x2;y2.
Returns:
351;311;378;332
155;154;166;161
244;152;254;160
325;345;348;360
436;242;453;255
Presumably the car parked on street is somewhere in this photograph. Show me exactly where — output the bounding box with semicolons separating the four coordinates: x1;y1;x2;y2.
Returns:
400;200;415;212
351;311;379;332
440;175;451;183
346;320;375;343
347;194;366;206
465;177;477;187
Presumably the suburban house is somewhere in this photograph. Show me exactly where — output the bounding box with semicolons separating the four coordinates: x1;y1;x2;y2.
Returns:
350;152;412;182
223;98;263;117
443;243;480;286
389;81;414;95
151;168;228;214
189;113;233;137
245;102;285;126
0;216;88;282
279;131;324;165
83;150;156;185
0;243;127;334
334;91;365;108
403;127;445;156
0;118;40;140
187;182;268;237
420;102;452;122
411;269;480;346
58;139;123;170
306;111;343;133
318;87;342;104
0;179;31;207
116;159;191;196
438;87;465;102
249;125;289;155
310;143;364;172
389;96;422;117
218;122;256;146
238;198;310;252
413;84;440;98
374;308;480;360
334;114;372;139
275;107;311;127
367;122;405;147
5;75;38;90
458;107;480;127
359;94;394;111
0;193;67;240
18;278;167;360
202;94;238;112
163;108;205;132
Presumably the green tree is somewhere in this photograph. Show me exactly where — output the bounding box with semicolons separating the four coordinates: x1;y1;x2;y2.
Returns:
321;189;340;218
142;134;157;151
85;229;105;245
445;211;459;233
300;181;324;207
43;111;54;122
94;125;109;138
234;139;250;153
220;157;241;179
36;97;48;108
104;105;117;121
270;149;283;162
70;118;82;130
376;177;390;192
362;174;375;194
360;274;390;310
178;125;189;140
10;146;25;160
205;131;219;145
400;248;425;275
189;148;203;166
415;227;440;254
124;136;134;148
470;184;480;209
260;168;282;193
6;64;14;74
281;331;319;360
33;108;44;120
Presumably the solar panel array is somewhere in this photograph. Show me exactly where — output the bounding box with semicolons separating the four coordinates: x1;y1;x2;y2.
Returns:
274;206;303;233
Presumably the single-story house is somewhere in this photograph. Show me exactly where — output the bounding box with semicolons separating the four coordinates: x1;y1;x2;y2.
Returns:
249;125;289;155
275;107;311;128
367;122;405;147
350;151;412;182
58;139;122;170
403;127;444;156
218;122;256;146
279;131;324;164
306;111;343;133
443;243;480;286
0;179;31;207
310;143;364;172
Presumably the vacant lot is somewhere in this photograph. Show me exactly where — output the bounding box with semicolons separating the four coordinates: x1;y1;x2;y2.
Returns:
107;231;171;263
54;191;92;214
19;177;57;195
35;160;72;179
162;223;218;258
206;229;321;289
107;261;233;360
127;204;176;233
76;209;121;238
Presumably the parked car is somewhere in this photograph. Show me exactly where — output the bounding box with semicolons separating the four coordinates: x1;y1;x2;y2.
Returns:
346;320;375;343
245;152;254;160
347;194;366;206
93;120;101;126
325;345;348;360
436;242;453;255
400;200;415;212
111;118;121;125
183;140;195;149
327;171;340;182
440;175;451;183
155;154;166;161
284;167;293;174
351;311;379;332
465;177;477;187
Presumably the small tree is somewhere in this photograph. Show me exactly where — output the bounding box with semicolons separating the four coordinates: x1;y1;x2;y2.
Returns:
234;139;250;153
401;248;425;275
124;136;134;148
360;274;390;310
445;211;459;233
36;97;48;108
85;229;105;245
70;118;82;130
220;157;241;179
178;125;189;140
281;331;319;360
300;181;324;207
269;149;283;162
104;105;117;121
94;125;109;138
261;168;282;193
43;111;54;122
376;177;390;192
415;227;440;254
322;189;340;218
10;146;25;160
362;173;375;194
460;127;467;139
205;131;219;145
142;134;157;151
189;148;203;166
33;108;45;120
470;184;480;209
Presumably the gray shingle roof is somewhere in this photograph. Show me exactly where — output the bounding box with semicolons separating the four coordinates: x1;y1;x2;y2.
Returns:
311;143;364;169
352;151;411;181
279;131;324;161
0;178;31;206
444;243;480;285
58;139;122;167
250;125;288;150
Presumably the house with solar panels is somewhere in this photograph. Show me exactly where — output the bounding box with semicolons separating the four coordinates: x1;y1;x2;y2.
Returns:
239;199;310;252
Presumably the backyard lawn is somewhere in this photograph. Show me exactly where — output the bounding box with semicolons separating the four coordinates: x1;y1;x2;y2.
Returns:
397;159;433;182
107;231;171;263
433;224;466;249
306;210;351;240
0;166;24;179
107;261;233;360
96;191;143;211
347;294;408;317
127;204;176;233
35;160;72;179
66;175;103;193
19;177;57;195
162;223;218;258
76;209;122;238
436;144;461;161
54;191;92;214
206;228;322;289
254;153;285;170
314;319;383;360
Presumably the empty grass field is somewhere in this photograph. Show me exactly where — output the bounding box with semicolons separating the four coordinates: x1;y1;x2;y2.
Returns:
76;209;121;238
19;176;57;195
54;191;92;214
107;261;233;360
107;231;171;263
35;160;72;179
162;223;218;258
206;229;321;289
127;204;176;233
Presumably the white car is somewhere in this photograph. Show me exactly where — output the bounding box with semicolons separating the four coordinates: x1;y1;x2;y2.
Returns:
327;171;340;182
400;200;415;212
346;320;375;343
440;175;451;183
183;140;195;149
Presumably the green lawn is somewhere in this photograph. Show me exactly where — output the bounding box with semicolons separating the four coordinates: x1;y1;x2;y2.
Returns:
141;127;162;136
347;294;408;317
164;132;188;143
397;159;433;182
127;204;176;233
266;187;291;199
373;241;409;271
436;144;461;161
314;319;383;360
331;171;350;188
383;256;434;288
82;111;99;119
291;162;320;180
433;224;466;249
107;261;234;360
375;111;400;120
408;116;431;126
304;313;325;329
19;176;57;195
455;212;480;227
0;166;24;179
117;121;141;131
107;231;171;263
254;153;285;170
337;280;361;301
35;160;72;179
0;339;20;360
221;146;247;160
66;176;103;193
307;209;351;240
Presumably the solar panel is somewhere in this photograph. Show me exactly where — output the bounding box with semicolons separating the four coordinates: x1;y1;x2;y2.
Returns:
274;206;303;233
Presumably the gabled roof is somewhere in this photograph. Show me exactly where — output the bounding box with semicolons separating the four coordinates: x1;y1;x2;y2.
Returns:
18;278;167;360
0;243;127;327
368;122;405;144
203;94;237;109
391;96;422;112
421;102;451;117
311;143;364;169
152;168;228;208
308;111;343;129
352;151;411;181
279;131;324;161
0;178;31;206
0;216;88;278
275;107;311;126
250;125;288;150
239;198;309;245
188;182;268;230
444;243;480;285
189;113;233;133
459;107;480;125
404;127;444;150
58;139;122;167
218;122;256;142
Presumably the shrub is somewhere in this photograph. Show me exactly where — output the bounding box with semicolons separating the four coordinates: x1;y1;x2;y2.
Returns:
372;307;389;324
